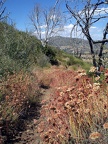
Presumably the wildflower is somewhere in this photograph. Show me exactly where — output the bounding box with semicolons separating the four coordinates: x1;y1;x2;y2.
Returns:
69;94;75;98
64;101;71;109
84;108;90;114
79;72;86;77
76;99;81;104
66;87;74;92
95;76;100;81
93;83;100;91
88;94;93;98
59;91;64;96
57;133;64;138
89;66;96;73
47;117;52;123
75;72;86;79
103;122;108;129
89;132;102;140
86;83;92;89
93;82;100;86
77;69;86;73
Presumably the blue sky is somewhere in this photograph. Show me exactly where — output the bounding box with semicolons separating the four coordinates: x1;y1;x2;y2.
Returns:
4;0;108;40
4;0;58;31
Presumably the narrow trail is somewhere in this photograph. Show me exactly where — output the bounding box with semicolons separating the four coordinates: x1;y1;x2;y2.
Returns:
13;87;54;144
8;66;78;144
4;66;108;144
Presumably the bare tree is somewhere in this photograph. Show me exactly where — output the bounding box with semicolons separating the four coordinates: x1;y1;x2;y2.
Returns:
29;1;64;47
0;0;6;21
66;0;108;68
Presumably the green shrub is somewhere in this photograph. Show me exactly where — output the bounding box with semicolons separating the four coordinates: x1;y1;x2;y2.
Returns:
0;22;44;78
43;46;59;65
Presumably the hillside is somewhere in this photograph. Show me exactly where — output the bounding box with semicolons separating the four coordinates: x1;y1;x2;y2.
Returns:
48;36;105;54
0;22;92;78
0;22;108;144
49;36;94;52
48;36;108;65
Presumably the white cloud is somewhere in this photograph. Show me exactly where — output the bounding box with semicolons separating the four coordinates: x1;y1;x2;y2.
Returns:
39;25;47;29
56;24;74;37
79;7;108;17
64;24;74;29
61;24;104;40
33;23;105;40
33;24;74;38
91;26;97;29
94;7;108;16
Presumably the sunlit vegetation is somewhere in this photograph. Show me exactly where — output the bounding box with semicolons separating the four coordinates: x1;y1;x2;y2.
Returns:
0;22;90;77
0;22;107;143
37;67;108;144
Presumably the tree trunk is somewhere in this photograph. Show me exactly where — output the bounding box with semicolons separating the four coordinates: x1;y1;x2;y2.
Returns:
98;23;108;71
87;37;97;67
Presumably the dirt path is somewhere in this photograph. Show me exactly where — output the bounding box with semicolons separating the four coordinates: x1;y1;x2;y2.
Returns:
4;66;108;144
12;87;53;144
7;66;78;144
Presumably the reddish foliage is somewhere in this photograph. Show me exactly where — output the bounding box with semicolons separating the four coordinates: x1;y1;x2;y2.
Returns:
0;67;108;143
37;68;108;143
0;71;39;121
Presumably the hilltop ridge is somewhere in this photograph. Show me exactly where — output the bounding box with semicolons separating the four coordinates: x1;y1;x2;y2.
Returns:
48;36;101;54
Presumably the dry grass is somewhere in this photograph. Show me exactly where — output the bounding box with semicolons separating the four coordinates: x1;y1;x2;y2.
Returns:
0;66;108;143
0;71;40;142
36;67;108;143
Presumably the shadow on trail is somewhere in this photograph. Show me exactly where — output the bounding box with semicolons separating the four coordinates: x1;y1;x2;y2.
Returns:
2;94;43;144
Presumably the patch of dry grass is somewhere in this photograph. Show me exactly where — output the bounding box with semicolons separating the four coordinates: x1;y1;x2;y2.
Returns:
0;71;40;142
37;67;108;143
0;66;108;143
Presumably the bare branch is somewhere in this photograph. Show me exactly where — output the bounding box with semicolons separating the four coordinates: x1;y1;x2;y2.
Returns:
93;39;108;43
0;0;6;21
66;0;108;67
91;15;108;24
29;2;64;46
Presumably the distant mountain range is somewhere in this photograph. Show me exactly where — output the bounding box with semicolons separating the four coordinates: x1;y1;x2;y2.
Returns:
48;36;101;55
